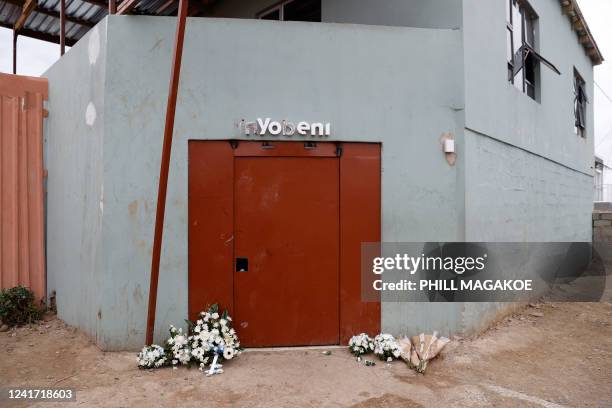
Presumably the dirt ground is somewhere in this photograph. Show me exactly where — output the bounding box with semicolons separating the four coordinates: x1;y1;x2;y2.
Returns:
1;301;612;408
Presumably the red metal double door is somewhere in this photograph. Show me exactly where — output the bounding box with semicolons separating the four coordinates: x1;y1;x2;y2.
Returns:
188;141;380;347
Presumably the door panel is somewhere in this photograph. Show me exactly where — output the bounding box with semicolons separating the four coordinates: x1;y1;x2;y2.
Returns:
234;157;340;347
339;143;381;342
188;141;234;320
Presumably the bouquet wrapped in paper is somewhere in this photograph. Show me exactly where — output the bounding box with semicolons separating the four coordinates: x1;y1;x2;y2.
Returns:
398;332;450;373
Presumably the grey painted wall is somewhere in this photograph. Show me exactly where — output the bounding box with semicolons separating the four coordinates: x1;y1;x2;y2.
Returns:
45;16;463;350
44;22;107;344
43;0;596;349
462;0;594;178
460;0;595;329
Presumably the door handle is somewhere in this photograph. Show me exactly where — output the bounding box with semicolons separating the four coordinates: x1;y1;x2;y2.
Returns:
236;257;248;272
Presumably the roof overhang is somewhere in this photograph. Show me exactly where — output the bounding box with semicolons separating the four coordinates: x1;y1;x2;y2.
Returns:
559;0;604;65
0;0;605;66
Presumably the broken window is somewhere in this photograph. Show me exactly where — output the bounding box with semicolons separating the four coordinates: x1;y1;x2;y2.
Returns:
258;0;321;22
574;69;588;137
506;0;560;100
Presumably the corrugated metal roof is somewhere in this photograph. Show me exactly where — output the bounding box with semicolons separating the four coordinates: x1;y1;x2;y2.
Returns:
0;0;182;46
0;0;106;45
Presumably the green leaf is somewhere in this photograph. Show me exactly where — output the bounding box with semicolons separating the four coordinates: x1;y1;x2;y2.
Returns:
184;319;195;331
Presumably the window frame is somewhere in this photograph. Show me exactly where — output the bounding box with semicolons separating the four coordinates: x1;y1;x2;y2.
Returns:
507;0;539;99
257;0;287;20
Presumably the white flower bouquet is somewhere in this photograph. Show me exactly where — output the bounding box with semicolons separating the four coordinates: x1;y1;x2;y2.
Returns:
373;333;401;362
188;304;242;371
137;344;167;368
348;333;374;357
167;325;191;367
136;303;242;372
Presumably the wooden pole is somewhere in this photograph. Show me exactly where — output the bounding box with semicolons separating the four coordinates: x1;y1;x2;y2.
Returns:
12;30;17;74
146;0;189;345
109;0;116;14
60;0;65;55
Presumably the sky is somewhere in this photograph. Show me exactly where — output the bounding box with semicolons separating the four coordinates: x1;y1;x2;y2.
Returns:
0;1;611;164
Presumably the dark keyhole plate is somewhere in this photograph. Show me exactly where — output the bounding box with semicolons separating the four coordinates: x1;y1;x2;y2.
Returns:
236;258;248;272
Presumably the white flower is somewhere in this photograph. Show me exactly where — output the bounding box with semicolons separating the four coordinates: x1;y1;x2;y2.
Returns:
348;333;374;357
137;345;166;369
212;312;219;319
223;348;234;360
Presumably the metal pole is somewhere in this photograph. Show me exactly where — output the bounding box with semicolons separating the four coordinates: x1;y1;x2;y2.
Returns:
146;0;189;345
60;0;65;55
109;0;116;14
12;30;17;74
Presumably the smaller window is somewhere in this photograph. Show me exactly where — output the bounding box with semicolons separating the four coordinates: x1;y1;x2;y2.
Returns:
258;0;321;22
574;69;588;137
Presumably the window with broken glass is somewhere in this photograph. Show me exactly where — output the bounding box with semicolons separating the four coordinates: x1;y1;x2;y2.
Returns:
506;0;560;100
574;69;587;137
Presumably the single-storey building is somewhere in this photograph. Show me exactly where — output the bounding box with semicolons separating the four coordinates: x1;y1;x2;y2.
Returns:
41;0;601;350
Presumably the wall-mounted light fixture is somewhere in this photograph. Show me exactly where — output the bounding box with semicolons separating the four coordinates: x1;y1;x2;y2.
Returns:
440;132;456;166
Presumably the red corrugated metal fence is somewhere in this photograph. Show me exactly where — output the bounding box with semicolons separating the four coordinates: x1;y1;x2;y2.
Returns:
0;73;47;301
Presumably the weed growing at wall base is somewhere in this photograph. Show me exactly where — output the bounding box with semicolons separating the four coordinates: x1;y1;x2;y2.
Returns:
0;286;42;327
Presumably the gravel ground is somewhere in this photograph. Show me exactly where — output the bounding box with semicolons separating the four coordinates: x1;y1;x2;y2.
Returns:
1;301;612;407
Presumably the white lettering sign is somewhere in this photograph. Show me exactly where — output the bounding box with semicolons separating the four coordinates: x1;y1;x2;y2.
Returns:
241;118;331;137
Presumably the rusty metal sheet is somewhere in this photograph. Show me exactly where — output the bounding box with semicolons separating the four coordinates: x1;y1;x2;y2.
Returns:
339;143;381;343
188;141;235;320
0;73;47;302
